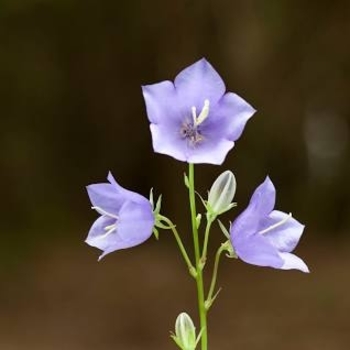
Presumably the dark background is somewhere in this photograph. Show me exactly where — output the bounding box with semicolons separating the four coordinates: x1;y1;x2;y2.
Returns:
1;1;350;349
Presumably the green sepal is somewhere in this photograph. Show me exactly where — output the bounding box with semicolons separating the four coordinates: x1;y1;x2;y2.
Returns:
155;194;162;215
149;188;154;208
150;190;166;238
153;227;159;240
170;332;183;350
150;189;163;217
216;202;237;216
206;202;237;222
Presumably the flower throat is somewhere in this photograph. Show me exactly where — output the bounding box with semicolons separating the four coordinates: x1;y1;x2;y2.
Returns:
180;99;210;145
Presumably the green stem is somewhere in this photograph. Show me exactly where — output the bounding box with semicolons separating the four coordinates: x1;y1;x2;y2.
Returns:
159;215;196;276
206;244;226;307
188;163;208;350
201;218;213;263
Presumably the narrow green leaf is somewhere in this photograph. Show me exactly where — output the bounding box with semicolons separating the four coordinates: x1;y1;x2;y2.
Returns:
217;220;230;239
196;213;202;229
184;173;190;188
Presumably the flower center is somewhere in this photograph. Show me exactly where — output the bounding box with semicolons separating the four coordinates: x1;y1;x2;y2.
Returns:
180;121;203;144
92;206;119;240
180;99;210;146
258;212;292;235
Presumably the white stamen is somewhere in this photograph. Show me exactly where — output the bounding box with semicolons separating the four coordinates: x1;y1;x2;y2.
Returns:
191;99;210;127
191;106;197;125
195;99;210;126
91;206;119;220
104;224;116;231
95;224;117;240
259;212;292;235
90;206;119;241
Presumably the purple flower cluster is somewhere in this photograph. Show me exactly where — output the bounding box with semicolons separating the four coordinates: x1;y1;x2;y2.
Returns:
85;58;307;273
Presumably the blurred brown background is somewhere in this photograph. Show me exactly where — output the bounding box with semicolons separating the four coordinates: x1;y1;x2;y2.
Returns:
1;0;350;349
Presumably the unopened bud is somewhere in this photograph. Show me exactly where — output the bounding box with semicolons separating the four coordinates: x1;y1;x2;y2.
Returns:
171;312;197;350
207;171;236;216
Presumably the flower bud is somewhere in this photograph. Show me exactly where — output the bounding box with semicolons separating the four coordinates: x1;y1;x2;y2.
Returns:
172;312;197;350
207;170;236;216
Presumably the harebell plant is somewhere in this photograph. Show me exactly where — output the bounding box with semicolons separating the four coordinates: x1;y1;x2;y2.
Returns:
85;59;309;350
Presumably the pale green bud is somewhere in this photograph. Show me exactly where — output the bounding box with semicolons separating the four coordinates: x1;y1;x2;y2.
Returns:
207;170;236;216
171;312;197;350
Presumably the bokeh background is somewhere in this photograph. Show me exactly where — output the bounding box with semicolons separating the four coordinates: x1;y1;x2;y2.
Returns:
1;0;350;349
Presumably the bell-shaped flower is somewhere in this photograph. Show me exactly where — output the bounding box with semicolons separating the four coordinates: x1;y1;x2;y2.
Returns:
142;58;256;165
230;177;309;273
85;172;155;260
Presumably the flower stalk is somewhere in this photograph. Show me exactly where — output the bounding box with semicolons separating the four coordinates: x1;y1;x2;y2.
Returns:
206;243;227;310
188;164;208;350
157;215;196;277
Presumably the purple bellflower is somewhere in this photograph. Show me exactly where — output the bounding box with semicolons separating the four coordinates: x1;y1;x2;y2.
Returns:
86;172;155;260
142;58;256;165
230;177;309;273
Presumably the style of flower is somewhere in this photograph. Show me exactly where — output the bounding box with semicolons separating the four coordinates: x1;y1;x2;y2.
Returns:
230;177;309;272
85;172;155;260
142;58;256;165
